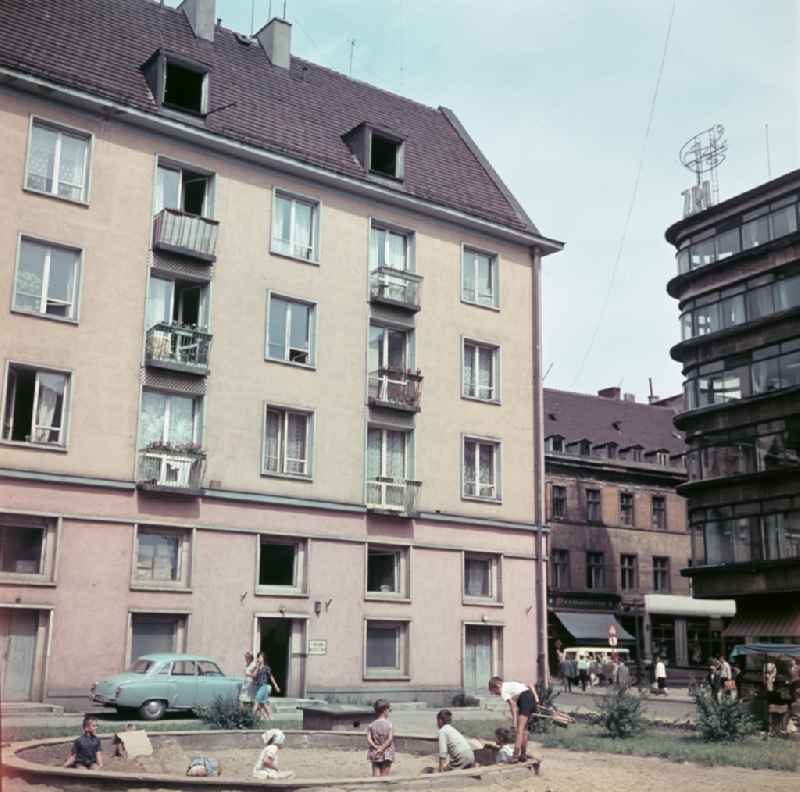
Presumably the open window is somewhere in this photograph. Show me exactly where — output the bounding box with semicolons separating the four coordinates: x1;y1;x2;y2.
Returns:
257;536;307;595
14;238;81;321
370;133;403;179
2;363;70;447
156;162;213;217
366;544;409;599
266;292;317;366
143;51;209;116
0;513;58;583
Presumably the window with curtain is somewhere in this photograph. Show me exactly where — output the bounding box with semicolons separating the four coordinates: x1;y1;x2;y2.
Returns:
272;192;318;261
267;294;315;365
263;406;311;477
14;239;79;320
463;438;499;500
464;554;498;599
26;120;90;202
365;622;406;673
366;428;409;508
136;528;185;584
370;225;410;271
138;390;198;450
3;365;69;445
463;341;497;400
462;248;497;307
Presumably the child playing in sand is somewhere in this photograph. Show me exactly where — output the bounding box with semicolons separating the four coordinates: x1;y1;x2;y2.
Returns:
436;709;475;771
64;716;103;770
252;729;294;780
366;698;394;776
494;727;515;763
488;676;539;762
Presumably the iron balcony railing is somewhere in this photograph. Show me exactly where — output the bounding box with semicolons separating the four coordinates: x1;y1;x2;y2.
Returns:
366;477;421;516
369;267;422;311
368;368;423;411
146;323;211;373
153;208;219;262
137;446;205;493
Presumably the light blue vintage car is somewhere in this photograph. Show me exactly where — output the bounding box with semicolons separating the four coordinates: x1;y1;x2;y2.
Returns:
91;653;242;720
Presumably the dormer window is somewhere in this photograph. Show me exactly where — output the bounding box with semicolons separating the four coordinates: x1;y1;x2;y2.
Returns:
546;435;564;453
343;123;405;181
143;51;209;117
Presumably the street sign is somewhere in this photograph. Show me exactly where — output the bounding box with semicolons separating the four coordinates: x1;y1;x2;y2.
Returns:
308;640;327;656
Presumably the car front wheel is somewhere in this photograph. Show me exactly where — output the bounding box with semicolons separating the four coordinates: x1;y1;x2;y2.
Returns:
139;699;166;721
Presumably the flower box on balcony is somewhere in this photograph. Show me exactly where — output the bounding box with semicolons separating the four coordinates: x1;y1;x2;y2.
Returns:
137;445;205;495
145;322;212;375
153;208;219;263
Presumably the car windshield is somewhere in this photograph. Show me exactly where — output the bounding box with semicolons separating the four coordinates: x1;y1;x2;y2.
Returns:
128;659;153;674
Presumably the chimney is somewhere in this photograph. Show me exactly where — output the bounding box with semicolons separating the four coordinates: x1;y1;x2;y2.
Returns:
623;392;636;403
597;387;621;400
257;18;292;70
180;0;216;42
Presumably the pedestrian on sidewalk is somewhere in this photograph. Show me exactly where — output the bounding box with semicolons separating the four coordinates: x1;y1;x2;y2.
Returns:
654;656;668;695
577;654;590;692
563;655;576;693
240;651;258;712
253;652;280;720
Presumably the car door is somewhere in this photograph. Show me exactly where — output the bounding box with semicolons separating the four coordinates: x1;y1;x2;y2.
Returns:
170;660;198;708
195;661;230;707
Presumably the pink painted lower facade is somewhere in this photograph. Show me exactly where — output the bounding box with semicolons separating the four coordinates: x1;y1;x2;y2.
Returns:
0;476;544;706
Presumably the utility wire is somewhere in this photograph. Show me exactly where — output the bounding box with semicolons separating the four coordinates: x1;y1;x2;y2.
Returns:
570;0;677;388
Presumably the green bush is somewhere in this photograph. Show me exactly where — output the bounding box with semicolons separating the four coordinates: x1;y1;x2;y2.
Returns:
593;685;645;738
199;695;256;729
451;692;480;707
694;688;758;742
528;683;560;734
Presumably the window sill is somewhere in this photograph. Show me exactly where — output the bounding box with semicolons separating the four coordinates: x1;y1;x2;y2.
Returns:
461;297;500;313
461;494;503;505
254;587;308;598
461;395;502;406
462;597;504;608
130;583;192;593
365;594;411;603
363;672;410;681
10;308;79;326
269;246;320;267
264;356;317;372
261;471;313;483
0;576;56;587
0;439;68;454
23;186;89;208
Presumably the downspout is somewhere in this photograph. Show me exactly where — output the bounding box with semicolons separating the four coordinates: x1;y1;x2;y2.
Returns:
531;247;549;685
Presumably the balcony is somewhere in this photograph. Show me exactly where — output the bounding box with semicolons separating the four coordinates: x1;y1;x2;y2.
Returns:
146;323;211;375
369;267;422;312
368;368;422;412
153;208;219;263
137;445;205;495
366;477;421;517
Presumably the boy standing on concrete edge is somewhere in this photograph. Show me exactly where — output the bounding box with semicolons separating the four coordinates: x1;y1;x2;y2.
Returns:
488;676;539;762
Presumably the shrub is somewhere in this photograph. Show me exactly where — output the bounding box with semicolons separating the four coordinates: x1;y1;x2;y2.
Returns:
694;688;758;742
528;683;561;734
593;684;645;738
451;692;480;707
199;695;256;729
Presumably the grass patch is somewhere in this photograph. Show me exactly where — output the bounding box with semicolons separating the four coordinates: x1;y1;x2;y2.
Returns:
535;724;798;772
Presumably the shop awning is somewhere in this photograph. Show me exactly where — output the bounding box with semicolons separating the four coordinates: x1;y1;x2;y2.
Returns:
730;643;800;658
645;594;736;619
723;610;800;638
553;611;634;642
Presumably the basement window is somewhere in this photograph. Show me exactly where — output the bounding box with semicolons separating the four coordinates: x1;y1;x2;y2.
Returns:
257;537;307;594
164;61;207;115
370;133;403;179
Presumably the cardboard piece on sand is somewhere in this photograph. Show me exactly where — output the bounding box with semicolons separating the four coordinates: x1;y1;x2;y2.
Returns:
117;730;153;758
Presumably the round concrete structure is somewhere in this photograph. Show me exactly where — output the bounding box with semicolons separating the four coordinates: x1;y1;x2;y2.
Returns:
2;729;541;790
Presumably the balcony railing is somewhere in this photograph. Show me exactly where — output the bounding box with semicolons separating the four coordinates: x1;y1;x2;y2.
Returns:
366;477;421;516
153;208;219;263
369;267;422;311
137;446;205;494
368;368;423;411
146;323;211;374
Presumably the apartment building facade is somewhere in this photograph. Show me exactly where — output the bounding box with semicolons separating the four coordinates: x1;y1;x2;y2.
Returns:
544;388;734;670
0;0;562;704
666;169;800;650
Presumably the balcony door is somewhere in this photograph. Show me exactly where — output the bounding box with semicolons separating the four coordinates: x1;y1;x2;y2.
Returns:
368;326;409;403
367;428;408;509
147;277;208;331
139;391;199;449
156;164;211;217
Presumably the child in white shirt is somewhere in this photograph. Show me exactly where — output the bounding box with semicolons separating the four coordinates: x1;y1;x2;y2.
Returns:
252;729;294;780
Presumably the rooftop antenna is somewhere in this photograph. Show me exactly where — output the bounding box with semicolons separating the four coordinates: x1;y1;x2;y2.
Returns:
765;123;772;179
250;0;255;34
348;38;357;77
283;1;287;19
543;362;554;381
679;124;727;217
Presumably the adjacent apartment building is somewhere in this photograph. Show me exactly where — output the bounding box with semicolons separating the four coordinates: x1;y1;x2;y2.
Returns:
543;387;734;671
0;0;562;704
666;168;800;650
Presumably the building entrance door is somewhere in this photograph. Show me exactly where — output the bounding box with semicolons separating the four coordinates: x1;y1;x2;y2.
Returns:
257;617;306;699
464;625;494;697
0;609;38;701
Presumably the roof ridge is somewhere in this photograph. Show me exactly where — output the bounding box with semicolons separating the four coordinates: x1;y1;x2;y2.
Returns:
544;387;677;410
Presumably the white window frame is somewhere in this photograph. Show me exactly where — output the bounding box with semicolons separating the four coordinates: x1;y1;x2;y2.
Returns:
162;58;209;115
12;235;82;323
131;524;193;591
154;157;215;218
369;220;414;272
24;116;93;204
261;403;314;480
365;543;411;601
461;245;499;309
462;338;500;403
1;361;72;449
0;511;60;585
138;389;202;447
265;291;318;368
270;189;321;264
368;129;406;180
255;535;308;596
462;551;503;605
363;617;410;679
462;435;502;502
365;426;414;510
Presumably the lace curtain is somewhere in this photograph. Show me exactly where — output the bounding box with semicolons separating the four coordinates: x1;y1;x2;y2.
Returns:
27;125;56;193
58;134;87;201
33;372;66;443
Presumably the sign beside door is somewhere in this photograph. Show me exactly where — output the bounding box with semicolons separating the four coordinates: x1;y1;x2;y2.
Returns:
308;639;327;656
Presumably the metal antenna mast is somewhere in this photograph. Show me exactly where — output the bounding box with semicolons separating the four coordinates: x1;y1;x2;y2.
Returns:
765;124;772;179
348;38;357;77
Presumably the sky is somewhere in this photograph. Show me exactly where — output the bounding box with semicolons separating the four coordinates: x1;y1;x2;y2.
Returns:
170;0;799;401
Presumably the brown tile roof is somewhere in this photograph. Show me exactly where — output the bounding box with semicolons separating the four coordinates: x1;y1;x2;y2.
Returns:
0;0;540;234
544;388;685;455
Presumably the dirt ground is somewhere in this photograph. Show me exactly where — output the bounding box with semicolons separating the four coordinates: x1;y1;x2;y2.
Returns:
4;741;799;791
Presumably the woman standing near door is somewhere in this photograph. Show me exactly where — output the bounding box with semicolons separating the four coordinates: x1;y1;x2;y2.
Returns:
253;652;281;720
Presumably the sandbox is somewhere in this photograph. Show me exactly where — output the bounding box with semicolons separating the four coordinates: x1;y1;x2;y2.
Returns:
2;729;541;791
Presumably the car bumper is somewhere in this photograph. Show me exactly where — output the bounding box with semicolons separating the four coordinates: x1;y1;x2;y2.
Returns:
91;695;117;706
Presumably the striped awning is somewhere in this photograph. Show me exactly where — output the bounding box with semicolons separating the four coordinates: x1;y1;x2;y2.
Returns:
722;608;800;639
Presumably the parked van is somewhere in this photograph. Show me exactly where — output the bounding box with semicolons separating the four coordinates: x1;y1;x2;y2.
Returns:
563;647;631;685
